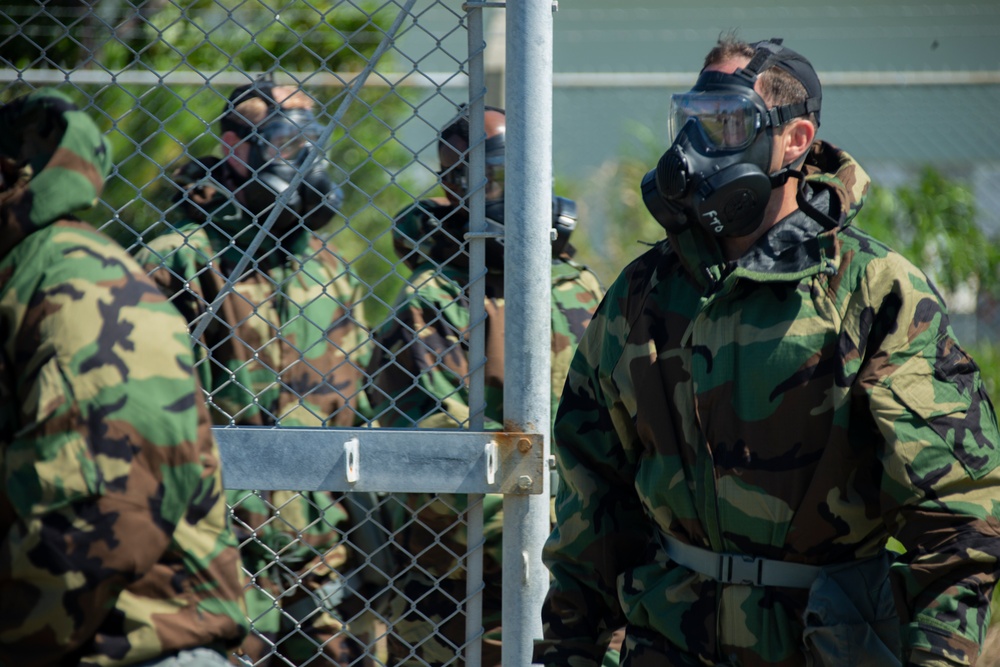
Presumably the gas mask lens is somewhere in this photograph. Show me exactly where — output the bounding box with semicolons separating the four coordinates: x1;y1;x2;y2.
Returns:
668;93;761;150
485;159;504;201
438;163;469;196
438;162;505;201
258;116;323;163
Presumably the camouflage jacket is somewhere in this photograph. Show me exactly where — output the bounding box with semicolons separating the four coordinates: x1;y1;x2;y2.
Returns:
537;142;1000;667
366;199;604;603
132;157;371;638
0;89;248;666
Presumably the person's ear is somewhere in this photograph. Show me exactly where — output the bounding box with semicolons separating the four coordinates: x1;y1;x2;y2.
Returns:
782;118;815;167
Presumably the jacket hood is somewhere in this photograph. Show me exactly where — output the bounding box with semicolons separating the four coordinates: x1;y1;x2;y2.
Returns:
799;139;869;229
0;88;111;261
667;140;870;285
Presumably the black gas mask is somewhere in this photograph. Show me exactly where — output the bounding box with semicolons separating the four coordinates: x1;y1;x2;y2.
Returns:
641;39;821;238
440;128;578;264
236;107;343;234
224;80;343;235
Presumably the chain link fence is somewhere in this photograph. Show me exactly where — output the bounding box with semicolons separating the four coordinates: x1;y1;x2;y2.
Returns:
2;1;554;665
5;2;1000;666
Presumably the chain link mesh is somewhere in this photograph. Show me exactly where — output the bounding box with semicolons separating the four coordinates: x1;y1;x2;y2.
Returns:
2;1;503;665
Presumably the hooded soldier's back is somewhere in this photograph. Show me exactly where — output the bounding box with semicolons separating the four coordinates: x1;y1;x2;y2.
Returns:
537;141;1000;666
0;89;248;665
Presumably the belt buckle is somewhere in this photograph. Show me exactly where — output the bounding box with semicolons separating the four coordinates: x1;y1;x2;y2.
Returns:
719;553;763;586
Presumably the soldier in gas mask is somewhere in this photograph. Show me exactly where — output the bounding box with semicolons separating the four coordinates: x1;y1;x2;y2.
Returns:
366;106;609;666
537;36;1000;667
134;80;373;666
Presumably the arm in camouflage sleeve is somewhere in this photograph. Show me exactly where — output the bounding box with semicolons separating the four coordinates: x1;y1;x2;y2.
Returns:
338;267;377;425
858;254;1000;666
535;278;652;667
368;268;500;429
0;223;247;663
136;230;375;428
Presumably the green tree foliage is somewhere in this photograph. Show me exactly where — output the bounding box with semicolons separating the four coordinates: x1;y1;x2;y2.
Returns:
558;120;667;287
854;167;1000;300
3;0;422;325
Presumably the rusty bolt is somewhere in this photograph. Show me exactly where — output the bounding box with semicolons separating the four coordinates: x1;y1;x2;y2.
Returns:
517;437;532;453
518;475;533;489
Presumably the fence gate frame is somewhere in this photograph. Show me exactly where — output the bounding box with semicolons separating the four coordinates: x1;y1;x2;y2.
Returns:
1;0;557;664
210;1;557;666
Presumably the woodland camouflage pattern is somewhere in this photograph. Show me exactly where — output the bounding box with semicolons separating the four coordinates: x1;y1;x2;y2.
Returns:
0;88;248;665
367;199;605;665
133;152;371;662
537;141;1000;667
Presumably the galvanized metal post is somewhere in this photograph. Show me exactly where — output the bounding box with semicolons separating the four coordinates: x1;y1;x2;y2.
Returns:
502;1;553;665
465;4;488;665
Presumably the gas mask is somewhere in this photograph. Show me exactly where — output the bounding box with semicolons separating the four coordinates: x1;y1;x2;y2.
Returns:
236;107;343;234
476;194;578;262
439;128;577;264
641;40;820;238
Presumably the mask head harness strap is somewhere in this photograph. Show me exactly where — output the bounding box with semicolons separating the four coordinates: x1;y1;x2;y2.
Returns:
220;74;280;138
735;39;823;190
737;38;823;130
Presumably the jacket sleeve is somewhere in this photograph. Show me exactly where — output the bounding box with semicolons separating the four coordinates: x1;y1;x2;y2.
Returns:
132;229;218;397
0;232;243;663
535;279;651;667
367;273;497;429
859;254;1000;666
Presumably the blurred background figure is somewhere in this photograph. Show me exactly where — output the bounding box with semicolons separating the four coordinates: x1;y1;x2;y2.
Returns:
367;106;610;666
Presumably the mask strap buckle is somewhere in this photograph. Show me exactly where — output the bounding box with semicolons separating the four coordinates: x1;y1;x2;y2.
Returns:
764;102;810;128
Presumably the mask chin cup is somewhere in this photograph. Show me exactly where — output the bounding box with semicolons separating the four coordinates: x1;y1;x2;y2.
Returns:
240;157;342;233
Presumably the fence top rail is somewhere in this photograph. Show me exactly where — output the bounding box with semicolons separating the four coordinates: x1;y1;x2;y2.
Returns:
5;68;1000;89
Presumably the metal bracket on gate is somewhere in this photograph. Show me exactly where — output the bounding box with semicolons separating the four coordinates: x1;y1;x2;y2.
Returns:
344;437;360;483
494;432;544;495
214;428;545;494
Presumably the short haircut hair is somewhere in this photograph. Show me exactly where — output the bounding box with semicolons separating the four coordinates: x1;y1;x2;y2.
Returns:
704;33;817;128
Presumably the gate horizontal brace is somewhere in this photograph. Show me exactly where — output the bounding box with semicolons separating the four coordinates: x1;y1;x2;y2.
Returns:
214;426;544;495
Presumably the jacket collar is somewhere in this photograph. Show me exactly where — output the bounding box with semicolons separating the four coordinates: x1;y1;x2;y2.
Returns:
667;140;870;287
